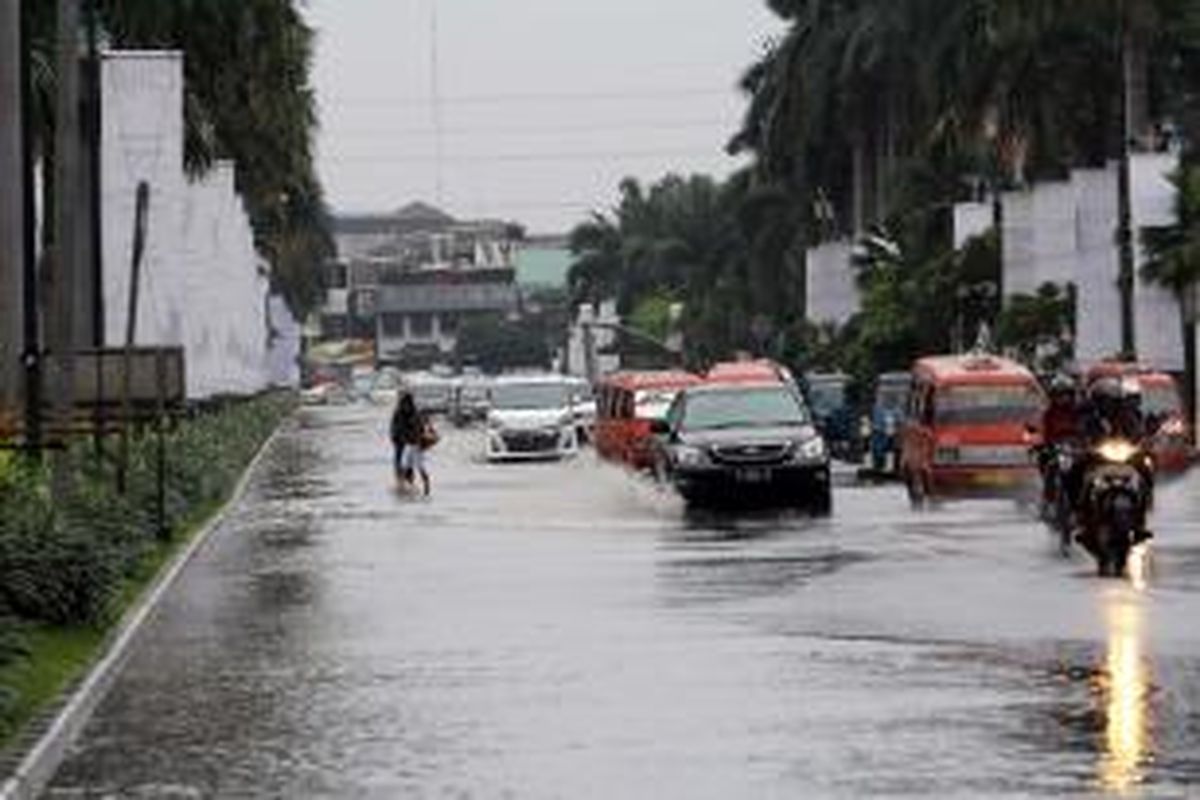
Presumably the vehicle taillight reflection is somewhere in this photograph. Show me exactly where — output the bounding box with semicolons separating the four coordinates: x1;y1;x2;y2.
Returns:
1096;601;1154;793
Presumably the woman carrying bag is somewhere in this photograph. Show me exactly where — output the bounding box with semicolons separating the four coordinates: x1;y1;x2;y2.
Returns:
391;392;436;496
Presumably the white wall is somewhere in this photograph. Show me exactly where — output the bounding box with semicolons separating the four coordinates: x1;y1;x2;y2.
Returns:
805;240;857;326
999;155;1184;371
102;51;298;397
1132;152;1183;371
1072;167;1123;365
953;202;993;249
1001;181;1077;297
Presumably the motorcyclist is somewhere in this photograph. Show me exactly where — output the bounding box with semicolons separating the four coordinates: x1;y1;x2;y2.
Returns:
1038;374;1083;543
1082;376;1147;442
1076;375;1154;543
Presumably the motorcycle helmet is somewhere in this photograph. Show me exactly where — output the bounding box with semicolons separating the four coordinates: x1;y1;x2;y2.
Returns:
1048;373;1077;404
1090;376;1124;417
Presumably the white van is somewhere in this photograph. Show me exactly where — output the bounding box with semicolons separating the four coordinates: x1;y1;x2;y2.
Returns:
485;376;579;461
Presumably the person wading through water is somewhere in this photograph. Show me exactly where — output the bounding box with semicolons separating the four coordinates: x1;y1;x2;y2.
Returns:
391;392;435;496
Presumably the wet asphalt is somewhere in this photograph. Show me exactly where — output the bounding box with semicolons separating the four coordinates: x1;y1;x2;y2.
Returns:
42;405;1200;798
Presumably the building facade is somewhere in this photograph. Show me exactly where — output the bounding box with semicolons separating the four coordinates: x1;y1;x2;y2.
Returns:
319;203;522;366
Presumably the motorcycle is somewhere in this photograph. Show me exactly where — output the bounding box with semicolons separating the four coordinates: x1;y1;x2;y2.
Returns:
1035;442;1077;552
1076;437;1154;578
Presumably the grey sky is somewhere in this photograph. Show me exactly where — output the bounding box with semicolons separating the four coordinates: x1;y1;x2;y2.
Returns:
305;1;782;234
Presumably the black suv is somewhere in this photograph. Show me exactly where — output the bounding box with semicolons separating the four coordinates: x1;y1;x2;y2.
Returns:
652;382;832;512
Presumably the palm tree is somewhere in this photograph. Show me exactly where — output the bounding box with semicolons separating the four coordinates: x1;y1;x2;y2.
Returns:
1143;165;1200;418
80;0;333;315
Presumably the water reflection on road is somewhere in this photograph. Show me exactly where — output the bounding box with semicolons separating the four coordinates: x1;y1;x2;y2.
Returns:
1096;595;1153;794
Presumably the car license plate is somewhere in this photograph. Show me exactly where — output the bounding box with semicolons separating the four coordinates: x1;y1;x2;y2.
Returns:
736;468;772;484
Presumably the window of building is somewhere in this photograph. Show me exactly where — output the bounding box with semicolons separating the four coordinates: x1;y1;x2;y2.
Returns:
381;313;406;337
410;313;434;338
440;314;459;335
325;263;348;289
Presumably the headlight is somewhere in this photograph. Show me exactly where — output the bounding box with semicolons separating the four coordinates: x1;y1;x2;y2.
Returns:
794;437;827;461
1096;439;1138;463
675;445;708;467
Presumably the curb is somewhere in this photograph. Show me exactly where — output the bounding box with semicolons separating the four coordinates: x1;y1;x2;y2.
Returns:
0;418;290;800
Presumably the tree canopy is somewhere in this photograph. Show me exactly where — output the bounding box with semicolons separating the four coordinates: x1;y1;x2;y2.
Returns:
569;0;1200;381
30;0;332;316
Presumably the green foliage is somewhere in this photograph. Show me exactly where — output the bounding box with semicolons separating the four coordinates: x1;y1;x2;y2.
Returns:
734;0;1200;233
1143;164;1200;295
568;172;807;367
996;282;1077;372
628;293;676;343
454;315;552;374
0;395;291;627
0;394;293;732
30;1;332;316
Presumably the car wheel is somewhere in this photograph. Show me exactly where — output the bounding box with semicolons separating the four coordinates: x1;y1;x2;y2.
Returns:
811;488;833;517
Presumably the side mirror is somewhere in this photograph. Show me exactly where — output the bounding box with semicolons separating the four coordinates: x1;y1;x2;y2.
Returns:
649;419;671;436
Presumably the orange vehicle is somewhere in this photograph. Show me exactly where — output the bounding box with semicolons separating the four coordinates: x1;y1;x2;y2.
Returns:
900;354;1046;504
1085;361;1194;474
594;371;703;470
705;359;796;386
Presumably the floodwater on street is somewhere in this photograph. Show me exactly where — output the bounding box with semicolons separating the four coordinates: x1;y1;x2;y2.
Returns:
44;405;1200;797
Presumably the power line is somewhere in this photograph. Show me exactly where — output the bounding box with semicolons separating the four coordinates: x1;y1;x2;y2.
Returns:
324;87;736;108
429;0;444;205
324;147;737;165
324;118;734;140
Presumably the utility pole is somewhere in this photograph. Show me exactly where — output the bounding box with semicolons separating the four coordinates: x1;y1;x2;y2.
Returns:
1116;0;1139;360
86;0;104;347
0;0;25;426
50;0;85;487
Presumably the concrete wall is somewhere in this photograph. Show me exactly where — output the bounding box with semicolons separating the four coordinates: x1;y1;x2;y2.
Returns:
999;155;1182;370
1132;153;1183;371
1072;167;1123;365
101;51;298;398
805;240;857;326
953;202;994;249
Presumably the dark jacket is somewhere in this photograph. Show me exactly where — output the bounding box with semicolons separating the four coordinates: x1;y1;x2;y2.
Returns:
391;406;425;447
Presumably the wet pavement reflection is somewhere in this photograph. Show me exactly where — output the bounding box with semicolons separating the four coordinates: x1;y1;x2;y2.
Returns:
42;406;1200;797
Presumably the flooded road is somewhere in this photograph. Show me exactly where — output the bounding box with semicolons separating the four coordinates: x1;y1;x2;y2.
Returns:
45;406;1200;797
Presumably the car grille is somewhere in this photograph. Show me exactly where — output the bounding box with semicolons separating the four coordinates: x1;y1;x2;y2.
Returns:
710;443;790;465
502;430;560;453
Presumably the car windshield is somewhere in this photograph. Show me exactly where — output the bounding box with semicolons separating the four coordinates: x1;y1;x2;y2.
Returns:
1143;382;1182;416
876;386;909;413
935;384;1043;425
635;389;681;421
411;384;447;401
492;383;570;410
808;381;846;414
683;387;809;431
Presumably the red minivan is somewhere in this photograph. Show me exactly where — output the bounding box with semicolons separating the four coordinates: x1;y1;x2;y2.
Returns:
594;371;702;471
901;354;1046;504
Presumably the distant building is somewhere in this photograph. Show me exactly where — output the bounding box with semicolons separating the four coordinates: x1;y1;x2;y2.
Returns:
318;203;522;366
